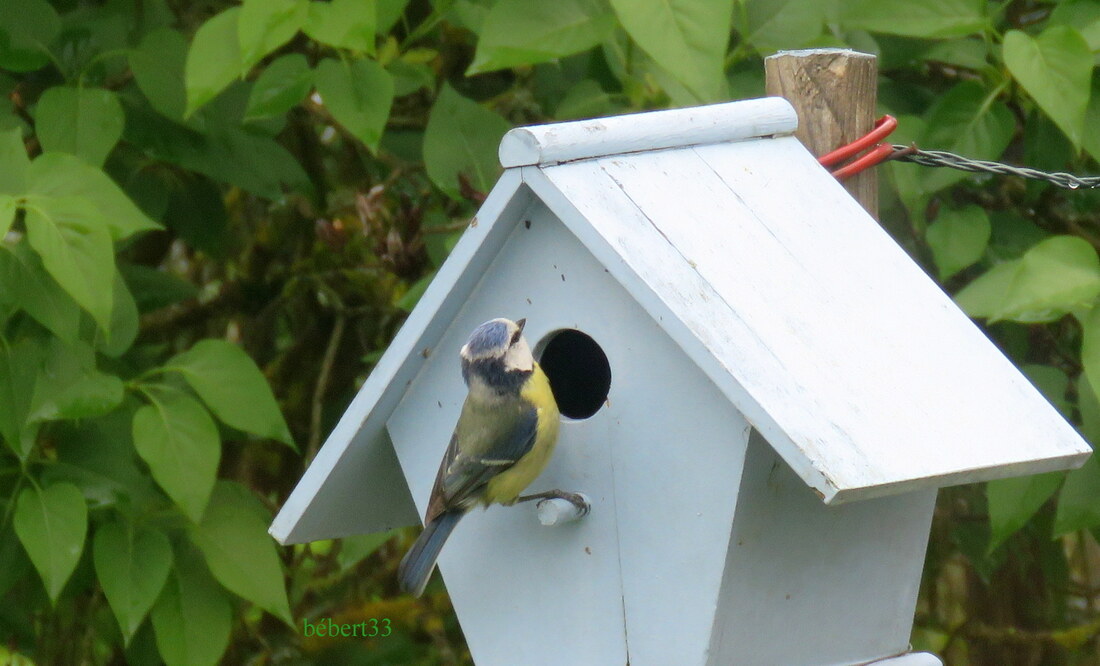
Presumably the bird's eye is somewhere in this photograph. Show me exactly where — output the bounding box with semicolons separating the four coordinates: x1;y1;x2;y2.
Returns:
509;329;522;346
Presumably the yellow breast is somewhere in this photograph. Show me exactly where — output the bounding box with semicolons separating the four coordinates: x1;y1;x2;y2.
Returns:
482;363;560;505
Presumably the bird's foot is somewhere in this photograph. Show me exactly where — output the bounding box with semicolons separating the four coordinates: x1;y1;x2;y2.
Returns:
517;489;590;525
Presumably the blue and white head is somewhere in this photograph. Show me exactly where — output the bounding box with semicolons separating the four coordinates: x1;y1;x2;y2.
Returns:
460;318;534;392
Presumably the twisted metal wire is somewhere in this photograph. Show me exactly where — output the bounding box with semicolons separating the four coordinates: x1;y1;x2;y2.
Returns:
889;144;1100;190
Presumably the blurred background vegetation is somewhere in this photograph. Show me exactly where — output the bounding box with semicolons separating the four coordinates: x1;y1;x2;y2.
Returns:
2;0;1100;664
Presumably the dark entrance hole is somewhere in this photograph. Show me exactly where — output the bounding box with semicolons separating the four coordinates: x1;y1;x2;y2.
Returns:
536;329;611;420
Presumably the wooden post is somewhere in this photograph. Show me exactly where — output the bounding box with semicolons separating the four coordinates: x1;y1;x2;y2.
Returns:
765;49;879;218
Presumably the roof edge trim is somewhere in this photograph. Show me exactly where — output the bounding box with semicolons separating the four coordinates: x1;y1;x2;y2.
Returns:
499;97;798;168
269;170;530;544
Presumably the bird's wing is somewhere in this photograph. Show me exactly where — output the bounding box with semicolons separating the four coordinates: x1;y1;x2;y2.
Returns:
424;400;538;522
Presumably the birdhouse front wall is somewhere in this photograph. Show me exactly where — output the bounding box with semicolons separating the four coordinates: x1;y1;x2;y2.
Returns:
385;193;753;666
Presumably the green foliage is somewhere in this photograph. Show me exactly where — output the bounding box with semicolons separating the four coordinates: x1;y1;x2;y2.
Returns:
314;57;394;152
131;390;220;522
1003;27;1092;149
925;204;991;279
469;0;614;74
956;236;1100;322
166;340;295;447
13;482;86;604
423;84;511;198
0;0;1099;663
93;520;173;643
610;0;732;101
189;482;293;626
150;546;233;666
34;87;125;167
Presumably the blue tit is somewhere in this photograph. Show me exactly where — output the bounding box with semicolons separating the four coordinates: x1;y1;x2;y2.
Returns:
398;317;561;597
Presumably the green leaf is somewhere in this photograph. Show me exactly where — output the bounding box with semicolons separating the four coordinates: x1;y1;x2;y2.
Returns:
55;409;162;513
338;530;397;571
0;127;29;194
838;0;987;38
1023;364;1071;417
185;8;244;116
0;0;60;73
742;0;824;56
468;0;614;74
987;472;1062;551
22;196;115;330
0;194;14;237
1078;306;1100;406
123;100;311;200
423;84;510;199
0;337;42;459
94;521;173;644
0;241;81;344
918;81;1014;194
387;58;434;97
1055;454;1100;536
1003;27;1092;150
130;28;189;121
608;0;731;101
1049;0;1100;52
396;270;435;312
13;482;87;603
189;482;292;625
1080;372;1100;446
555;79;616;121
922;38;991;71
119;264;198;313
26;153;161;241
304;0;376;53
377;0;410;33
1083;75;1100;166
956;236;1100;323
99;271;139;357
244;54;313;120
132;391;220;522
168;339;294;447
29;338;124;423
35;87;125;167
152;547;232;666
314;57;394;152
239;0;307;69
925;205;991;280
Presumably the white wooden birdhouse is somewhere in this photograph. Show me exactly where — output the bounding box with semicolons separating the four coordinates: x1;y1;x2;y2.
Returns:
271;98;1091;666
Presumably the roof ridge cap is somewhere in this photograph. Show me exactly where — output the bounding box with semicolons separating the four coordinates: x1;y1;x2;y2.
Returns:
498;97;797;168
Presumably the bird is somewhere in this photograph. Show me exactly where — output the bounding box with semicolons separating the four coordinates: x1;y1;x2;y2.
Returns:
398;317;562;597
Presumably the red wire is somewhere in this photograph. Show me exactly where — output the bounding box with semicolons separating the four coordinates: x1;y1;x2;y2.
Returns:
817;115;898;170
830;143;895;181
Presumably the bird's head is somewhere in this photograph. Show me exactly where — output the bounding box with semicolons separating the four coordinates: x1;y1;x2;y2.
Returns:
460;318;534;392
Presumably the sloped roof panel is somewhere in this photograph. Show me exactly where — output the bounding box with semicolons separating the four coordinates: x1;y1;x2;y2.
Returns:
527;135;1090;503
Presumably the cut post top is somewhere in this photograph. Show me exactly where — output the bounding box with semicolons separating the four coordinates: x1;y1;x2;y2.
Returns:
498;97;798;168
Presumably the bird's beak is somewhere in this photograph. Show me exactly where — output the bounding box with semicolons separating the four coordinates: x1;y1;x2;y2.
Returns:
515;318;526;332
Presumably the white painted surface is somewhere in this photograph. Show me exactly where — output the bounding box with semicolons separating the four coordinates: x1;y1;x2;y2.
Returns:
270;172;532;544
386;200;749;665
707;432;936;665
526;137;1091;503
499;97;797;167
868;654;943;666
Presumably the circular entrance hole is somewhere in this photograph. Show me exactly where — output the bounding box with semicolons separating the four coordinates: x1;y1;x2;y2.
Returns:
536;329;611;420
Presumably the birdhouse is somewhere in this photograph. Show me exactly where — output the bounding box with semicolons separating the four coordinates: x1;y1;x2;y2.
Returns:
271;98;1091;666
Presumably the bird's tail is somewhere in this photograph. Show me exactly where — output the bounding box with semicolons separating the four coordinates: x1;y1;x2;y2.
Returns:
398;510;463;597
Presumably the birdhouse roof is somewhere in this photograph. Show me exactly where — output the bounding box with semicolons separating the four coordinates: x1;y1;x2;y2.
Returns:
271;98;1090;544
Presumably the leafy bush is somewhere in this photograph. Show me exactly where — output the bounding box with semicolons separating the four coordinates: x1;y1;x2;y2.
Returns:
1;0;1099;664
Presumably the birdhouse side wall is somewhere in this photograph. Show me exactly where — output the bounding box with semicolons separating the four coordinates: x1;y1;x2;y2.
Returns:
386;199;752;665
708;431;936;665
